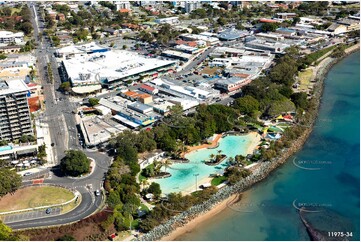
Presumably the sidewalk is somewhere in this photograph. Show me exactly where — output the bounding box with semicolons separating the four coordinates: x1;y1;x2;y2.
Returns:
17;166;48;176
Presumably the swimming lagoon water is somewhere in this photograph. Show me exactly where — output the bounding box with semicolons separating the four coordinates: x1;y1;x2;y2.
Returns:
179;51;360;241
156;134;256;194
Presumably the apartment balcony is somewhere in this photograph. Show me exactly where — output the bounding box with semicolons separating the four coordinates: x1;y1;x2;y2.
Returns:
17;104;28;109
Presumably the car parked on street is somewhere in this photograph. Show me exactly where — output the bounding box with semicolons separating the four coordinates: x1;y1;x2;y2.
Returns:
45;208;52;214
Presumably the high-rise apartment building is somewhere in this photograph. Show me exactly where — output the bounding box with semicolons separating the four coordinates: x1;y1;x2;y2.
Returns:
185;1;202;13
0;80;33;141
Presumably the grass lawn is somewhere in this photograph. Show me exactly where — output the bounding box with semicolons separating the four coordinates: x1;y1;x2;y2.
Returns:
211;176;227;186
11;7;21;15
201;66;223;76
61;195;81;214
0;186;75;212
138;174;147;182
298;69;313;91
114;231;131;241
139;203;150;212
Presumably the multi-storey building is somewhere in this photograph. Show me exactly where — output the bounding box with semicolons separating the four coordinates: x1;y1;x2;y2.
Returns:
0;79;33;141
185;1;202;13
0;31;24;44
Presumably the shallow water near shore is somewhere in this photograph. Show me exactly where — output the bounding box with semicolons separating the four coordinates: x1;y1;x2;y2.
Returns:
178;51;360;241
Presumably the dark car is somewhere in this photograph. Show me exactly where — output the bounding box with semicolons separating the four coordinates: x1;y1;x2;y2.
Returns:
45;208;52;214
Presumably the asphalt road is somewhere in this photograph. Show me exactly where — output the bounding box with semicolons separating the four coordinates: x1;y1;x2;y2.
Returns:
7;150;111;230
5;3;113;230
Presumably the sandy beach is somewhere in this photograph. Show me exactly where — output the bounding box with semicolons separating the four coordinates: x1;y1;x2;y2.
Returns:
183;132;261;158
161;193;240;241
246;132;262;155
182;134;223;158
181;176;213;195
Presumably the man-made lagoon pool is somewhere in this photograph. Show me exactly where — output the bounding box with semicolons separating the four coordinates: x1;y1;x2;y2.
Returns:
155;134;258;194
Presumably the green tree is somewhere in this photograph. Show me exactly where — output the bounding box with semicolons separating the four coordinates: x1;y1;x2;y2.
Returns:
0;168;22;197
0;220;13;240
267;99;296;117
0;54;6;60
291;92;308;109
217;17;227;26
37;144;47;161
235;22;245;30
122;45;127;50
234;95;260;115
19;22;33;35
59;82;71;92
292;17;301;26
147;182;161;198
260;22;279;32
60;150;90;176
88;97;99;106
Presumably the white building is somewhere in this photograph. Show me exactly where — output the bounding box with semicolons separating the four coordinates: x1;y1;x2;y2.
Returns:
155;17;179;25
185;1;202;13
61;50;176;94
114;1;131;10
180;33;220;46
0;31;24;44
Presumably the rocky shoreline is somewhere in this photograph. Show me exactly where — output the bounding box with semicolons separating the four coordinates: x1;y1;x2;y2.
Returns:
137;44;359;241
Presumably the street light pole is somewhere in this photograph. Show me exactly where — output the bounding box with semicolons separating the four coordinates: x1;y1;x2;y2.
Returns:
194;173;199;192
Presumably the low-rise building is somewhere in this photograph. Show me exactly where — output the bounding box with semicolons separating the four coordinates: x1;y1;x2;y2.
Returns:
217;29;249;41
174;45;200;54
80;116;126;147
244;38;290;54
214;77;251;92
275;12;297;20
155;17;179;25
0;45;21;54
61;49;176;93
137;93;153;104
0;144;38;161
161;50;193;61
139;83;159;95
180;33;220;46
0;31;24;44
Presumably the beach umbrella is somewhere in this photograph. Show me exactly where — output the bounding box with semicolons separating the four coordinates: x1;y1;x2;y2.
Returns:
16;164;23;167
11;160;19;164
24;163;30;167
23;160;29;164
30;160;37;164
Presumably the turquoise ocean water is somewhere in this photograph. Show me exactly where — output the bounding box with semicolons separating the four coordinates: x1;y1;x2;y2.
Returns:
178;51;360;241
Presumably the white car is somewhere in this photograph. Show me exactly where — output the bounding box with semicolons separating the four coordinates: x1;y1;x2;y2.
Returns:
94;190;101;196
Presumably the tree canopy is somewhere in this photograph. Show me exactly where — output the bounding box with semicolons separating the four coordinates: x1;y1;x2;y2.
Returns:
234;95;260;115
0;168;22;197
60;150;90;176
88;98;99;107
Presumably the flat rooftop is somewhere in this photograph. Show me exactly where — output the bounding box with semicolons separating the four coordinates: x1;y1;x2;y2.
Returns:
62;50;176;84
0;79;29;96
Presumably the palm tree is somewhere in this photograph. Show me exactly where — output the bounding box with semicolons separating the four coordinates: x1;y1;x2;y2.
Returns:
228;157;235;165
235;155;246;167
153;160;162;175
141;179;149;190
162;159;172;172
217;150;222;155
209;153;215;162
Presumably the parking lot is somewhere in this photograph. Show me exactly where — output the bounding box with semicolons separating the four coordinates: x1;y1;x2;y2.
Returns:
2;207;61;224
